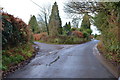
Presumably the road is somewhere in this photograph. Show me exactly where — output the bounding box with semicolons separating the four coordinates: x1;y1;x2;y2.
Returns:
7;40;115;78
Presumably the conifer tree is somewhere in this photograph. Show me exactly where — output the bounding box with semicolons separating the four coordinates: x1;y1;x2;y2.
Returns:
81;13;90;29
28;15;39;33
48;2;62;36
63;22;71;32
80;13;92;35
68;22;71;30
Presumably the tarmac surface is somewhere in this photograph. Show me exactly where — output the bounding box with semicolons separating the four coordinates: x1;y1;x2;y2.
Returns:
7;40;115;78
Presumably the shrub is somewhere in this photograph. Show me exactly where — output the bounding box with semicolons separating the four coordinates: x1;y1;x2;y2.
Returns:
71;27;77;31
71;31;83;38
38;35;89;44
33;32;47;41
2;13;32;49
2;12;34;71
79;27;84;32
89;35;94;39
53;38;62;44
97;41;120;63
83;32;89;38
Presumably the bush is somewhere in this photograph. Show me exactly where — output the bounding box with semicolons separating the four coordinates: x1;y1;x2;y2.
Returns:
79;27;84;32
2;13;32;49
86;29;92;35
33;32;47;41
38;35;89;44
83;32;88;38
71;31;83;38
2;12;34;71
71;27;77;31
97;41;120;63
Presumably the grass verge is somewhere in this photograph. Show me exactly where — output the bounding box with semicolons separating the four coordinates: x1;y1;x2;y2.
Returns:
1;43;37;77
37;35;90;45
97;41;120;76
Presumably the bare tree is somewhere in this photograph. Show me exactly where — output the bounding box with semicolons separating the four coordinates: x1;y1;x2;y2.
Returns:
64;1;108;29
64;1;106;14
38;5;51;35
30;0;51;35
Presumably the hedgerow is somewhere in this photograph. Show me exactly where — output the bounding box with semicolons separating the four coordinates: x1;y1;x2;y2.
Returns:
1;13;34;71
2;13;32;49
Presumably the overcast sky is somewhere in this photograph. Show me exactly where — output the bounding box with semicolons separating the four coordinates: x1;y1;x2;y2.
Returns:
1;0;100;34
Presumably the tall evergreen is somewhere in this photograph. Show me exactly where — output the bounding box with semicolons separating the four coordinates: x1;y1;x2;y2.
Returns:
63;22;71;32
80;13;92;35
63;22;68;32
48;2;62;36
81;13;91;29
68;22;71;31
28;15;39;33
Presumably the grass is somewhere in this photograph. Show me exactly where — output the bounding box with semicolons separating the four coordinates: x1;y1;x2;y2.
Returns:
1;43;34;71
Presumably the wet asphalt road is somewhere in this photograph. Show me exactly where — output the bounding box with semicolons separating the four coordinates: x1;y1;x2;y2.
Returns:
7;40;115;78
